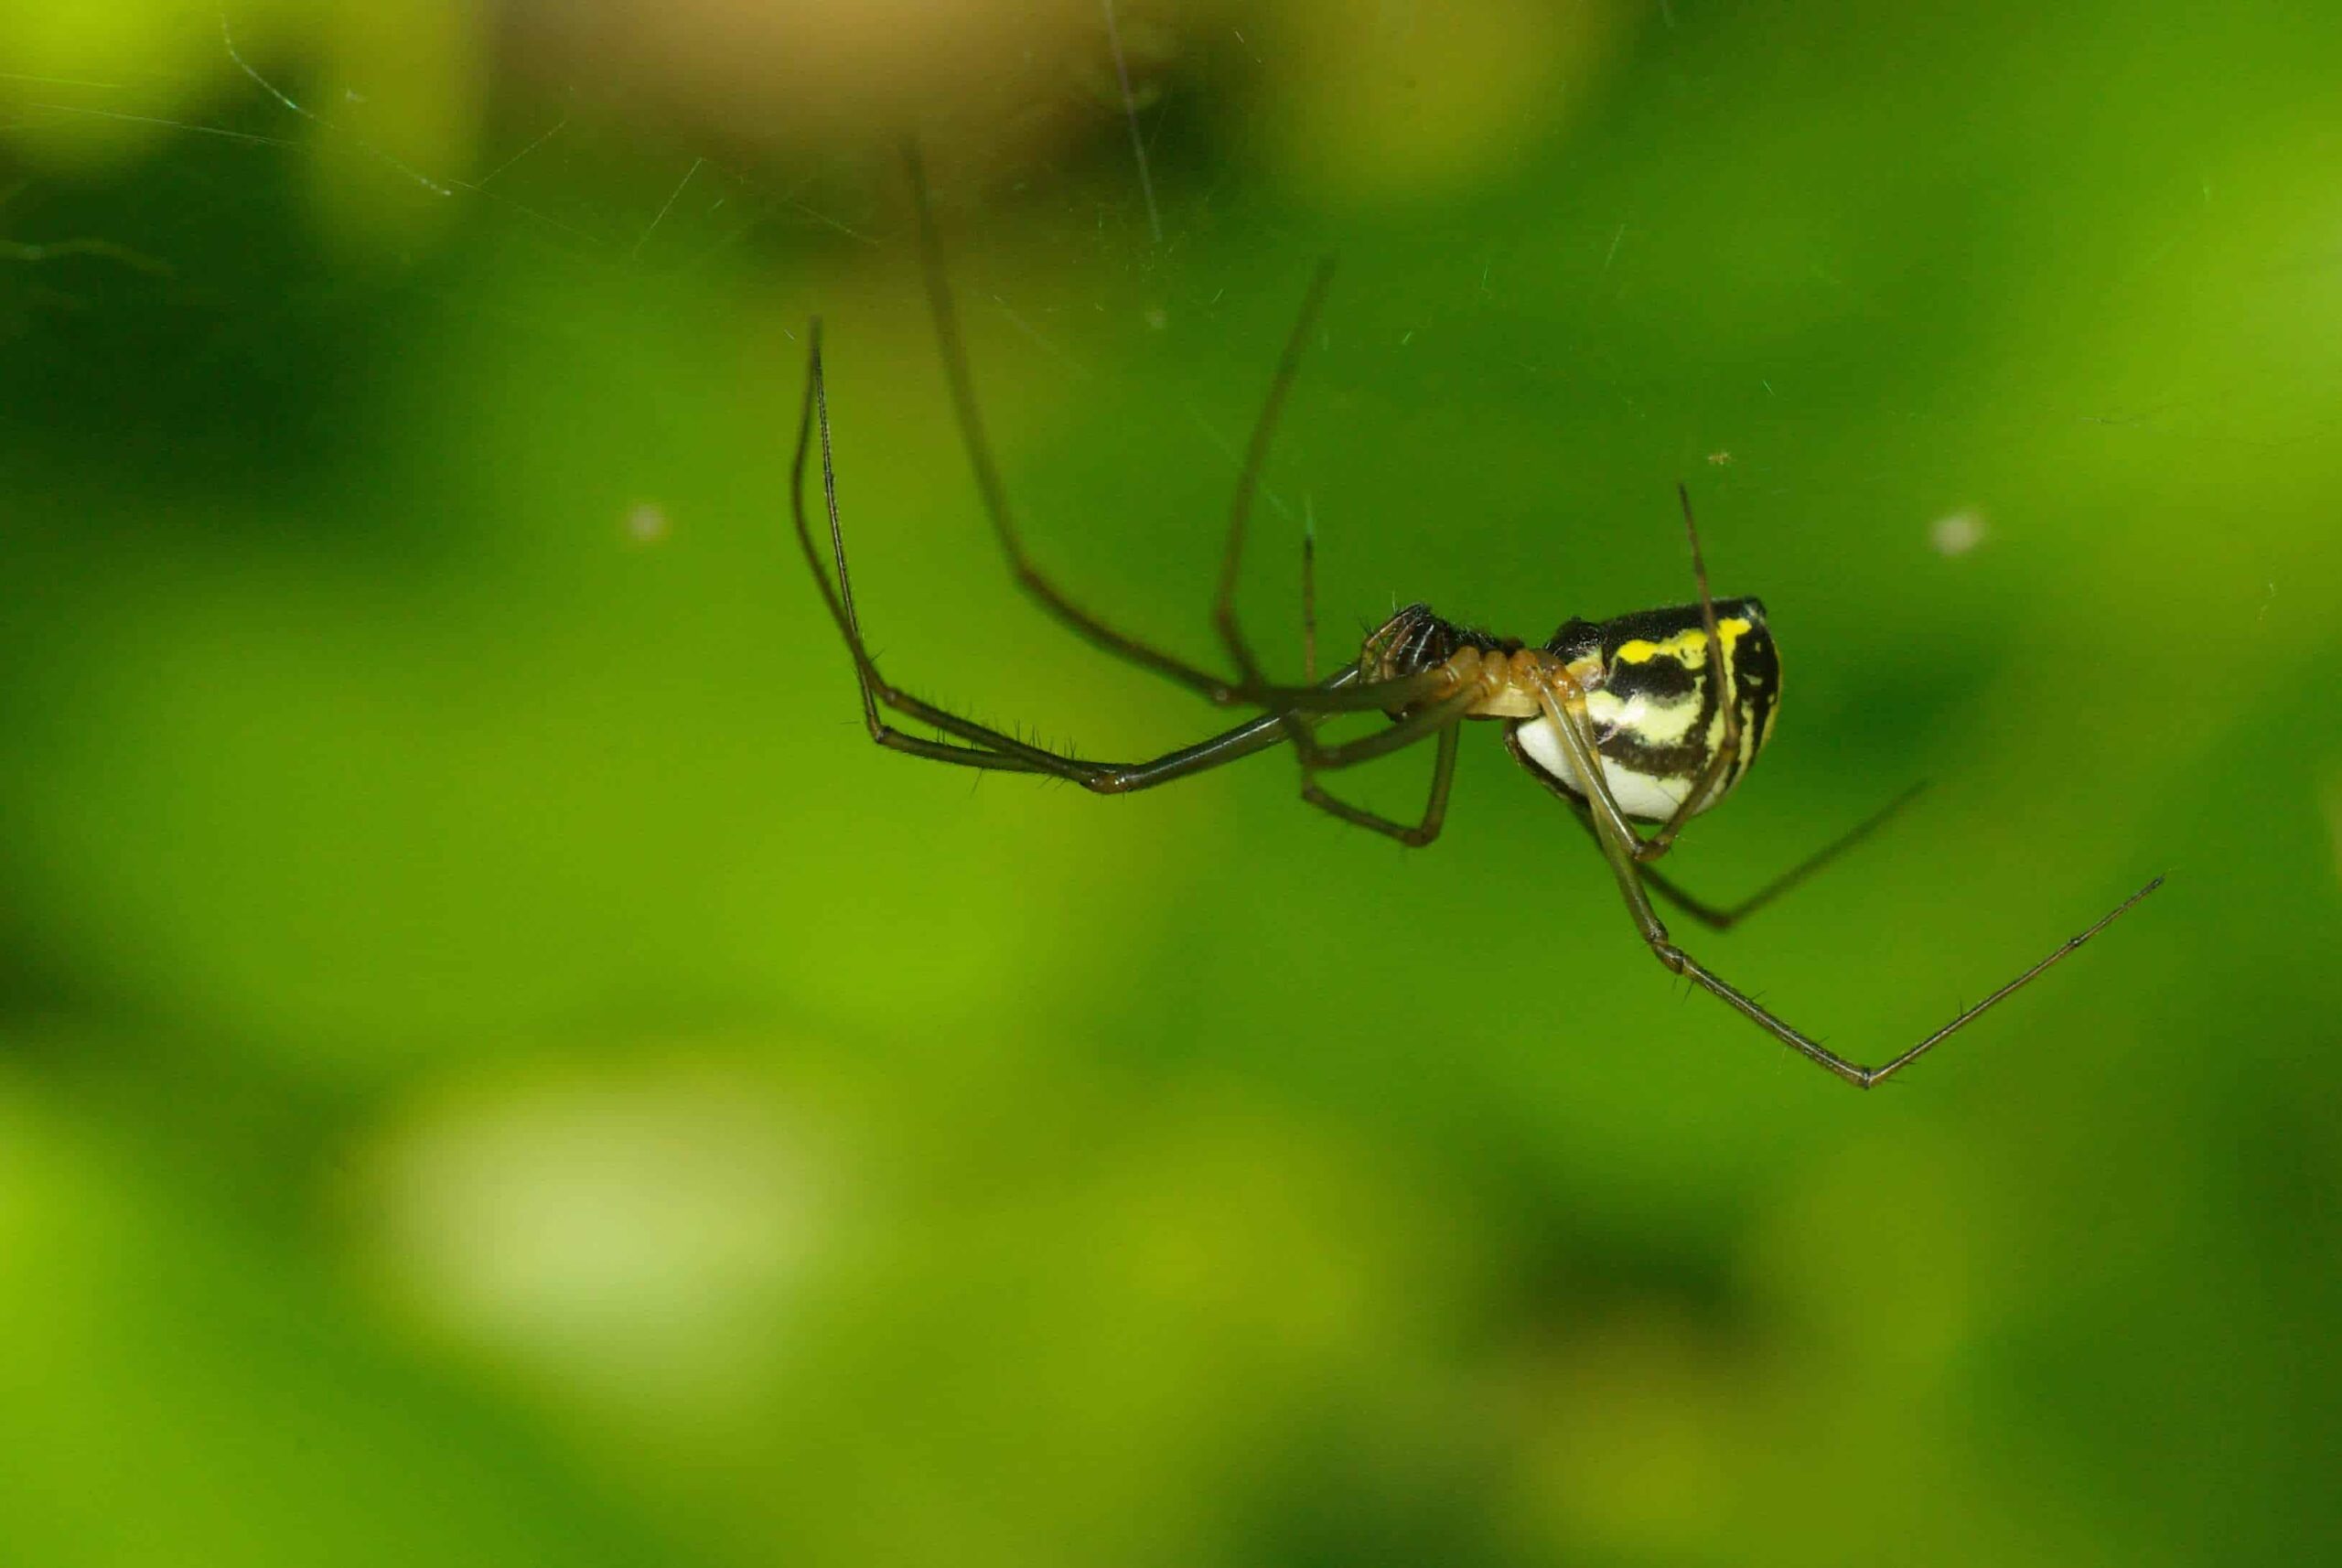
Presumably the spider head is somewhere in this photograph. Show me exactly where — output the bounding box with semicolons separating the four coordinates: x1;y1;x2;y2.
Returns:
1359;603;1461;682
1359;604;1520;686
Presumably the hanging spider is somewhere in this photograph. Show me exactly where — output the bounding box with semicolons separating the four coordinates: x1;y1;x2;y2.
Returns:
787;162;2162;1090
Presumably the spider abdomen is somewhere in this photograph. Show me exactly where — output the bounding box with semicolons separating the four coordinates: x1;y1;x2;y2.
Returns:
1510;598;1780;822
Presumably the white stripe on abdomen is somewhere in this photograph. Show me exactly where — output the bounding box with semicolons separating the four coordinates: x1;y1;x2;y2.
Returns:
1511;714;1704;822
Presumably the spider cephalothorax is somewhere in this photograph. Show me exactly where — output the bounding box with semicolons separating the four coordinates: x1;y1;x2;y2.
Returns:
1360;603;1520;685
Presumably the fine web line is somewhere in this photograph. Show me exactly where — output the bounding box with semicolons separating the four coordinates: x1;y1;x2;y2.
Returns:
219;9;454;198
1101;0;1162;244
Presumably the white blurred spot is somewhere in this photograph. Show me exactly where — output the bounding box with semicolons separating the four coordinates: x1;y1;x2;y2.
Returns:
1144;306;1168;331
347;1058;836;1409
1930;510;1986;556
625;501;671;545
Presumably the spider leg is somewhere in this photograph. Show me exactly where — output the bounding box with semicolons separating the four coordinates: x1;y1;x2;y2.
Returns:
1273;511;1462;844
1506;731;1928;931
1531;672;2161;1086
1302;720;1460;845
1308;684;1485;769
1208;253;1336;703
1198;266;1468;846
794;319;1360;792
793;317;1084;776
908;147;1232;702
906;151;1436;721
1189;255;1462;727
1287;657;1490;844
1627;780;1928;930
1300;518;1318;684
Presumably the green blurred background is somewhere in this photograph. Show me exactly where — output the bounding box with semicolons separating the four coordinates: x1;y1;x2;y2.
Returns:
4;3;2338;1564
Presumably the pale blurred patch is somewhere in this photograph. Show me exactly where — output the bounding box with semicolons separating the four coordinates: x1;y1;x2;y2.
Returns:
509;0;1623;201
726;1083;1484;1568
622;499;671;545
1249;0;1624;201
6;2;1622;254
505;0;1108;157
344;1053;836;1412
1931;508;1987;555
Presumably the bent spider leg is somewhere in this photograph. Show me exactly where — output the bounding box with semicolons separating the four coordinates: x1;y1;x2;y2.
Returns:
1291;669;1486;844
1300;518;1317;683
792;320;1348;793
1308;683;1486;770
908;146;1230;700
1532;673;2163;1087
1628;779;1928;930
790;320;1044;773
906;150;1442;724
790;320;1027;771
1506;728;1929;931
1209;255;1337;705
1207;295;1465;846
1188;261;1452;719
1280;498;1459;843
1302;719;1460;846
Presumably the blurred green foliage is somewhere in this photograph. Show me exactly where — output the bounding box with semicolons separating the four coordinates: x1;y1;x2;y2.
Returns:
3;3;2339;1565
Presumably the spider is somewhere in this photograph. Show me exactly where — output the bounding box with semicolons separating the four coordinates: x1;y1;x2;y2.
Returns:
787;164;2162;1090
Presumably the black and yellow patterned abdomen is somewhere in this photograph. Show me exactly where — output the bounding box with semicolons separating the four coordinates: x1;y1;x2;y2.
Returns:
1544;597;1780;814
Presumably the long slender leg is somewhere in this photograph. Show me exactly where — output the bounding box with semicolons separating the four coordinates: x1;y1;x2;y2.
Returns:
908;147;1230;701
1284;503;1461;843
1620;781;1928;930
1209;256;1337;703
1290;662;1490;843
1202;285;1470;840
1506;726;1928;930
904;157;1437;719
1308;684;1484;768
1303;720;1460;845
794;319;1107;777
1532;675;2161;1086
793;321;1452;796
791;320;1026;768
1217;300;1364;789
1301;516;1317;684
795;319;1338;789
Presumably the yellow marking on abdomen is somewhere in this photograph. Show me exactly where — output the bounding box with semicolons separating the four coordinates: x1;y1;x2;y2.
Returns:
1612;616;1754;670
